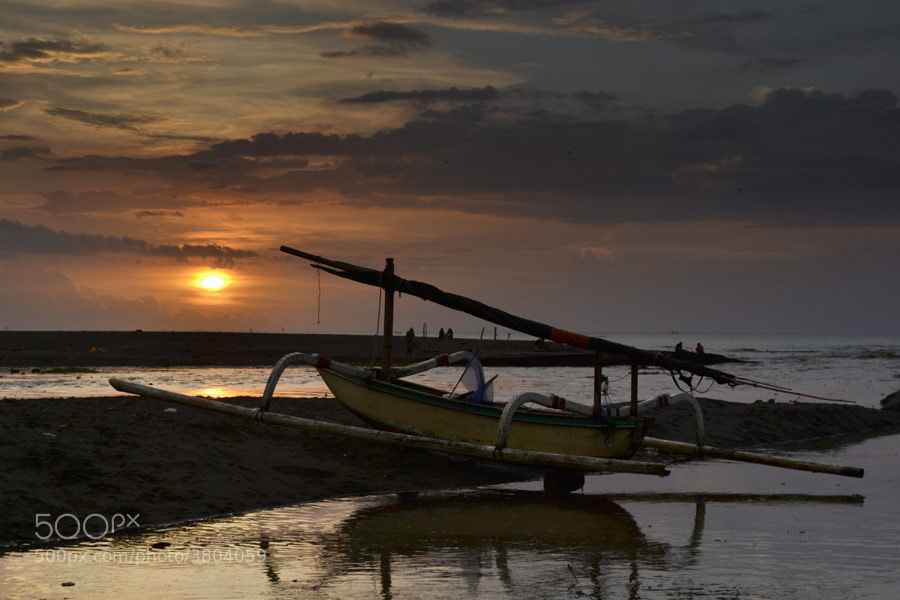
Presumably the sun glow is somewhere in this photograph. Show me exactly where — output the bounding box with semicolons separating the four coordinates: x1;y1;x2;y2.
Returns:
193;271;232;292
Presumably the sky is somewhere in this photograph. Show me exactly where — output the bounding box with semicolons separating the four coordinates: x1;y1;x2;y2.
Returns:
1;0;899;335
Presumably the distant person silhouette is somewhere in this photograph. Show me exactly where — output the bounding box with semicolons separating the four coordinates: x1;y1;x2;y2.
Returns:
405;327;415;354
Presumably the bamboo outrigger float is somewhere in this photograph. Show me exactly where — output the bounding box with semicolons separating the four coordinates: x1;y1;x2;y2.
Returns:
109;246;864;489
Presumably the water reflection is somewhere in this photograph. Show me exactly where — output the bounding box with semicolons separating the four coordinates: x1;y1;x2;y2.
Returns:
0;488;877;600
265;490;707;599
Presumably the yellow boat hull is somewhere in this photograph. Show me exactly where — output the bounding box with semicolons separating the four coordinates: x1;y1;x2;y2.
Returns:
319;368;647;460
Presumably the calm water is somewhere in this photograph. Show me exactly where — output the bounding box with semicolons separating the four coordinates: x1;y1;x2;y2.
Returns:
1;434;897;599
2;333;898;598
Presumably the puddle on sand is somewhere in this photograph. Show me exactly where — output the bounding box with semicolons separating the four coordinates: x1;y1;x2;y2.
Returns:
2;434;897;599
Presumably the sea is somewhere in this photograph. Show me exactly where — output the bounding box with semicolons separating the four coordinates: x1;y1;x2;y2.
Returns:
2;332;897;408
1;332;899;599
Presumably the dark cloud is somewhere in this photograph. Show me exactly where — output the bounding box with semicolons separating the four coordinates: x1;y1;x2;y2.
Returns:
147;42;206;63
43;107;213;143
135;210;184;218
423;2;769;56
44;87;900;227
675;10;788;55
0;145;51;161
34;166;252;212
149;243;257;266
0;134;36;140
421;0;479;17
337;85;612;114
213;132;367;157
339;86;500;104
547;8;775;54
0;37;111;63
508;88;568;101
320;50;357;58
346;22;431;47
572;90;618;110
418;103;490;122
187;160;220;170
422;0;586;18
44;107;160;131
756;57;803;68
42;152;256;200
0;219;147;255
321;45;418;58
697;10;772;24
0;219;256;268
321;47;413;58
323;21;431;58
1;98;24;111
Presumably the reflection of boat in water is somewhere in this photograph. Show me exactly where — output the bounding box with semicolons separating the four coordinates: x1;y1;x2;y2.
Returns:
297;490;862;598
300;490;701;598
332;491;668;557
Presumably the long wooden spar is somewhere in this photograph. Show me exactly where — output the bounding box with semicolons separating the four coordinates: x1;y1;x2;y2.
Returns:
281;246;851;402
282;246;733;382
109;378;670;476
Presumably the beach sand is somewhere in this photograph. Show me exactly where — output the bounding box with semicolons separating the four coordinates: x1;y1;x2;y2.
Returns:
0;394;537;547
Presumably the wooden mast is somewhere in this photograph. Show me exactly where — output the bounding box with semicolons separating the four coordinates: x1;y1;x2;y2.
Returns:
593;351;603;421
630;363;639;416
381;258;395;381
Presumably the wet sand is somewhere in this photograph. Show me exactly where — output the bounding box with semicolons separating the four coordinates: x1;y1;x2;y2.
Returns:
3;391;899;547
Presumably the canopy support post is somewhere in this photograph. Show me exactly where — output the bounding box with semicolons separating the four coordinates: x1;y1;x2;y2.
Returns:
630;363;638;416
593;351;603;421
381;258;395;381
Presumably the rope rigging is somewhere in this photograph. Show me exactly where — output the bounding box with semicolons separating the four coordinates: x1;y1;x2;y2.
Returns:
287;245;855;404
369;273;383;369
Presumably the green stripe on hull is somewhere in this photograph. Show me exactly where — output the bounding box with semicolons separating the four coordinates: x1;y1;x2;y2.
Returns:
319;368;646;459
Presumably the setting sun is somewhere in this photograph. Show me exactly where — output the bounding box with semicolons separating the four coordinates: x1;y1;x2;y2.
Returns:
193;271;232;292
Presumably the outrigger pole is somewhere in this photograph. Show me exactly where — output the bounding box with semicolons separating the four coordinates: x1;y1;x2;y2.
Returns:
280;246;851;403
109;378;670;477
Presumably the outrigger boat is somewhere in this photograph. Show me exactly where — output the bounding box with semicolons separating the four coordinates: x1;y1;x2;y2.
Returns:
110;246;864;489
